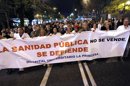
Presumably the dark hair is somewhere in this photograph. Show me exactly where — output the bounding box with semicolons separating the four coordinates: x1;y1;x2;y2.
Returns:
123;17;129;21
18;27;24;31
53;27;59;32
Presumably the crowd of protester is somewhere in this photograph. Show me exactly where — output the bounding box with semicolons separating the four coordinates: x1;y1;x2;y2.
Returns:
0;17;130;74
0;17;129;40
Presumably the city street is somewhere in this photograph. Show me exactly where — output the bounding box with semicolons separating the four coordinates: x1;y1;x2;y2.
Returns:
0;0;130;86
0;57;130;86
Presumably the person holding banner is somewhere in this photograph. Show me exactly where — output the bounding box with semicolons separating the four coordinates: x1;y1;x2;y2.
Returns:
101;20;113;31
14;27;30;39
2;28;12;39
117;17;130;59
58;23;66;35
45;24;52;36
91;23;98;32
64;24;72;34
52;28;61;36
31;25;40;37
72;26;79;34
79;21;90;32
117;18;130;31
39;28;46;37
13;27;30;72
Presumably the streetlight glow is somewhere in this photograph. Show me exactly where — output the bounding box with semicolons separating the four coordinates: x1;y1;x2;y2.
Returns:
44;11;47;13
70;13;74;16
58;12;61;15
126;0;130;5
74;8;77;11
53;7;57;11
82;0;89;5
35;14;42;19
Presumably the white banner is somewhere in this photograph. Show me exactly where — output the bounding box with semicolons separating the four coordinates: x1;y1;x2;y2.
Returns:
0;30;129;69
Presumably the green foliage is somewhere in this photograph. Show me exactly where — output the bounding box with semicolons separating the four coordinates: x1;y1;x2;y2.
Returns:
104;0;129;13
0;0;56;26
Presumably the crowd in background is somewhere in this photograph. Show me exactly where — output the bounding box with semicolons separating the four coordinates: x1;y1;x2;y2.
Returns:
0;17;130;73
0;17;130;40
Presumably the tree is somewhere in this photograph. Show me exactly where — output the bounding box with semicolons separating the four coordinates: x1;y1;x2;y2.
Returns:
104;0;130;16
81;0;111;13
0;0;56;27
13;0;56;26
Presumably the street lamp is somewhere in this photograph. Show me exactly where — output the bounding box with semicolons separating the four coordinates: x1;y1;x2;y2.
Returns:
58;12;61;15
70;13;74;17
34;14;42;24
35;14;40;18
74;8;77;12
92;9;95;12
53;7;57;11
44;11;47;14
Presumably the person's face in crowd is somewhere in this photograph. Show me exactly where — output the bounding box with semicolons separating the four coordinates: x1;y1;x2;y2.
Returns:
56;22;59;26
53;28;57;33
46;25;50;31
123;18;129;26
82;22;88;30
18;28;24;35
59;23;63;28
14;28;18;33
93;24;97;29
40;29;46;36
67;24;72;29
10;29;13;32
108;20;112;25
105;22;110;31
36;25;40;31
66;27;71;33
74;28;78;32
32;25;36;31
5;29;9;33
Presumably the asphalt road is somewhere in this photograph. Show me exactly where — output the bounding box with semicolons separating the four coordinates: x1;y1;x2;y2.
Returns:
0;57;130;86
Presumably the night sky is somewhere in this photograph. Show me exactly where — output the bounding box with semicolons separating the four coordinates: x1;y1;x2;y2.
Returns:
51;0;82;16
